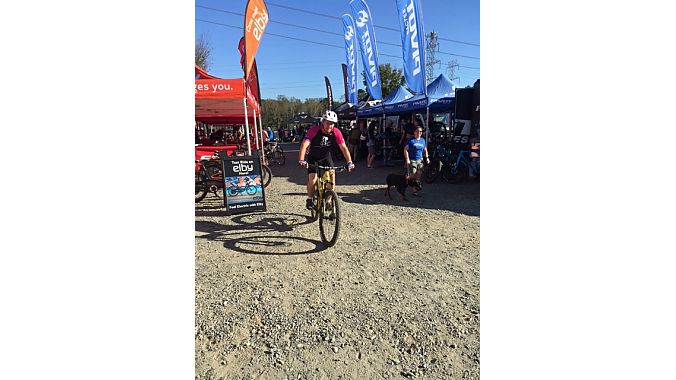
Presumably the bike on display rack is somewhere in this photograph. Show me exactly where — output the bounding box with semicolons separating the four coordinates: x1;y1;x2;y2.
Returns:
264;141;286;166
195;149;272;203
423;141;454;184
195;150;226;203
423;139;480;184
306;163;348;247
446;147;480;184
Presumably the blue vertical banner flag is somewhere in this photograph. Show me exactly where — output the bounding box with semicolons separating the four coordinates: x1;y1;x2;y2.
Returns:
396;0;427;95
349;0;383;100
341;14;359;105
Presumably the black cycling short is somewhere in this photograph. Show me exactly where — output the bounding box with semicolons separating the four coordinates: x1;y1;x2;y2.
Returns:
306;155;334;174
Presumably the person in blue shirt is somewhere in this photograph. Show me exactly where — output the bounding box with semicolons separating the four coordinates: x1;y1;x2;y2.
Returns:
267;126;275;142
403;125;430;196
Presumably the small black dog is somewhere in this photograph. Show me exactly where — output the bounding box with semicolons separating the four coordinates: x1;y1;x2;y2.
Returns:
385;174;422;201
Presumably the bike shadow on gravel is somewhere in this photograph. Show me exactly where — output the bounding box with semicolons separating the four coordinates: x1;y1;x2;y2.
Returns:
195;212;328;255
340;181;480;216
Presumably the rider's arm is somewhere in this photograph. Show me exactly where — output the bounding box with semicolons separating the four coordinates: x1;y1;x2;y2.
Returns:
338;142;352;163
403;144;410;163
298;139;311;161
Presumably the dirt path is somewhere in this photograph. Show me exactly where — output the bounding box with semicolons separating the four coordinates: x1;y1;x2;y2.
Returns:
195;143;480;379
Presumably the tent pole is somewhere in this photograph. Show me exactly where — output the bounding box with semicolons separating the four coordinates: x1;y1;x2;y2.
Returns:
259;112;264;148
448;112;451;140
257;108;265;157
253;108;260;153
426;106;430;142
243;98;252;156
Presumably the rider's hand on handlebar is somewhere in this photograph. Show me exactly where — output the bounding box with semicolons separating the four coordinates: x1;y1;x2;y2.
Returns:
298;160;308;168
346;161;354;172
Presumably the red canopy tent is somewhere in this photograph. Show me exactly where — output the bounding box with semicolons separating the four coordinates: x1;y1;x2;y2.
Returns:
195;65;262;158
195;65;260;124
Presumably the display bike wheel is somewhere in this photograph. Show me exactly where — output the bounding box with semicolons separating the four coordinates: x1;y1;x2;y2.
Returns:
273;148;286;165
195;172;208;203
262;165;272;188
319;189;341;247
423;159;441;184
447;160;469;184
245;185;256;195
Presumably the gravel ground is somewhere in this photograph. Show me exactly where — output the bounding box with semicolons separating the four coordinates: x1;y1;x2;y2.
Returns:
195;143;480;379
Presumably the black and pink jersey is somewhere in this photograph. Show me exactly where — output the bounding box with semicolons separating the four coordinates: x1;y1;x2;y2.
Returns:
303;124;345;159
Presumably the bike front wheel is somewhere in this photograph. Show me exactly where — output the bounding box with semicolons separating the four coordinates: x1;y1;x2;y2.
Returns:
319;190;341;247
261;165;272;188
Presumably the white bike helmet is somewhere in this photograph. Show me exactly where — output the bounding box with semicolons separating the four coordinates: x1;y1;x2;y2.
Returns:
321;110;338;123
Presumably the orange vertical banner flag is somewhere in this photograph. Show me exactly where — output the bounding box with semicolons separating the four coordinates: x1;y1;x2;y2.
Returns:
243;0;269;79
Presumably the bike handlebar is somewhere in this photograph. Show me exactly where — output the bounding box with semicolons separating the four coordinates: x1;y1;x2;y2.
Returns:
307;163;348;172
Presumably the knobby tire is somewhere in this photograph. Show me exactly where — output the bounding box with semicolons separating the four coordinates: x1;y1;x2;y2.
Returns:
319;190;341;247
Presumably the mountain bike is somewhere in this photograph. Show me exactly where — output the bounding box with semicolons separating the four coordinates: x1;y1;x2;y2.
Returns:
446;148;480;184
195;150;227;203
264;142;285;166
306;164;348;247
423;141;453;184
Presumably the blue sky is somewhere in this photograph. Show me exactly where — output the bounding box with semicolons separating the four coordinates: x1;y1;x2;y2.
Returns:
195;0;479;100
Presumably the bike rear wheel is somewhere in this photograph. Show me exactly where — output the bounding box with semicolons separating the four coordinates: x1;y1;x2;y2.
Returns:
261;165;272;188
195;173;208;203
319;190;341;247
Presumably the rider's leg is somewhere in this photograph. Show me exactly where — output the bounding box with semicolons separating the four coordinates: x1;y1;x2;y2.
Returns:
306;173;316;210
307;173;317;198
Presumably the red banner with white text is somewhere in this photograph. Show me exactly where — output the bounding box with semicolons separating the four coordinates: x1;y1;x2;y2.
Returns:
243;0;269;79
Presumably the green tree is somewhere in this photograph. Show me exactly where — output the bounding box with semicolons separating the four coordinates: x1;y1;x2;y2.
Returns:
357;89;367;100
195;34;212;70
361;63;405;98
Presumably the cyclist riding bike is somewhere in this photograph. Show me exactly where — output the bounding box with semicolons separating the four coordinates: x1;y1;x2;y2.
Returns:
298;110;354;210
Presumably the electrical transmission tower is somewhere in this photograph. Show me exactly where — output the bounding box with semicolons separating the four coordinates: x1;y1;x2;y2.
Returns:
425;31;441;85
446;59;460;82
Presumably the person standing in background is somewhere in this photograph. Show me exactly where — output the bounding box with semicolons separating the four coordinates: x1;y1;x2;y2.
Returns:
366;120;379;168
348;120;363;163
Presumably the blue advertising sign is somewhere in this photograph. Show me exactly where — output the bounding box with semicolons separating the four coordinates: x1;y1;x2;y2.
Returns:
341;14;359;105
396;0;427;95
349;0;382;100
